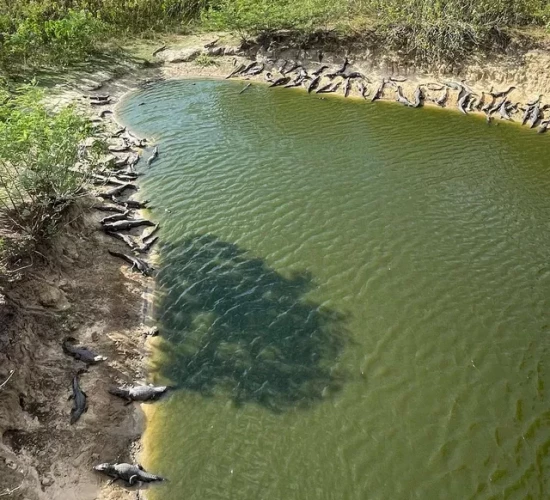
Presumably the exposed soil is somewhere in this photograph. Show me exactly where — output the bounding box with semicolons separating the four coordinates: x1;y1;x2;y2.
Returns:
0;200;154;500
1;29;550;500
0;67;162;499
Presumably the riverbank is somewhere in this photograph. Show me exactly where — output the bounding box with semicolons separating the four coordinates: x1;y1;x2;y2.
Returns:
1;29;550;500
0;68;162;500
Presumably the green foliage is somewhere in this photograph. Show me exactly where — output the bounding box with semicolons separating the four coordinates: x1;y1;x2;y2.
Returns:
203;0;343;34
203;0;548;62
0;6;108;68
194;53;218;66
0;0;548;69
350;0;549;62
0;83;95;240
85;0;211;32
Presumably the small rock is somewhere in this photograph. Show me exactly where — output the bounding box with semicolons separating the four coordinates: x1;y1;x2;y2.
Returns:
38;285;70;310
41;476;54;487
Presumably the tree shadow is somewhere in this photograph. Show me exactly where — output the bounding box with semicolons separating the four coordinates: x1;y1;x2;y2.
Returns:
151;234;349;412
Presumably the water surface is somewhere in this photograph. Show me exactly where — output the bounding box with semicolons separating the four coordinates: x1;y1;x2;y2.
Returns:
118;80;550;499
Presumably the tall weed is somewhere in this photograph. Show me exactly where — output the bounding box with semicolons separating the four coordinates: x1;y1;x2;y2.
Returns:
0;83;96;240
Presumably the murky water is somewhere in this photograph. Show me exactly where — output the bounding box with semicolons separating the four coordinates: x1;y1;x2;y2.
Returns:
117;80;550;499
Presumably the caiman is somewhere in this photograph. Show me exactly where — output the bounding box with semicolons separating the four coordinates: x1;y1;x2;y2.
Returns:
409;86;424;108
225;63;246;79
246;63;264;76
371;79;386;102
63;337;107;364
241;61;258;75
269;76;291;87
109;384;168;403
108;250;154;276
100;211;130;225
498;100;513;121
395;86;411;106
69;371;88;424
343;78;352;98
317;82;341;94
147;146;159;167
307;75;321;93
457;92;471;114
490;86;516;99
528;101;541;128
102;219;155;232
337;57;350;74
282;62;301;75
358;81;368;99
434;88;448;107
311;65;328;77
93;462;164;485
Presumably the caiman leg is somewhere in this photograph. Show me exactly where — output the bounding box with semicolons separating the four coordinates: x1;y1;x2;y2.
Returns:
106;477;119;486
129;475;138;485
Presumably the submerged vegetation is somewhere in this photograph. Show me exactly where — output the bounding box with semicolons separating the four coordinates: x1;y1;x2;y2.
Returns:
0;0;549;70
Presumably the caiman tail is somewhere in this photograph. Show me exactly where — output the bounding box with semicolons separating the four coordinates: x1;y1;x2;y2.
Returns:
108;387;129;398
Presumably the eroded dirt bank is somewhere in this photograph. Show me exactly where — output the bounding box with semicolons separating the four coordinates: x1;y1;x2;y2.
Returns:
156;32;550;117
0;68;162;500
1;30;550;500
0;202;152;500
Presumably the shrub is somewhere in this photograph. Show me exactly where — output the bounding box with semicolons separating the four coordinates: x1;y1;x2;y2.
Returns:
1;8;108;67
0;83;97;241
203;0;343;34
87;0;211;32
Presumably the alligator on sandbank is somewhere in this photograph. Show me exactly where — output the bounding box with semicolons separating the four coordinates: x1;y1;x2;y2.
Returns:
108;384;168;403
94;462;165;485
69;371;88;424
63;337;107;364
108;250;154;276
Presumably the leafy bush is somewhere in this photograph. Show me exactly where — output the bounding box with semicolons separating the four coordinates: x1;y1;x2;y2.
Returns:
0;7;108;67
203;0;343;34
0;83;95;240
203;0;548;61
86;0;211;32
347;0;549;62
0;0;548;71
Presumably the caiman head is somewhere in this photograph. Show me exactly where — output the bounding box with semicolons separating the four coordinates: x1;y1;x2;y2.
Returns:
93;463;113;473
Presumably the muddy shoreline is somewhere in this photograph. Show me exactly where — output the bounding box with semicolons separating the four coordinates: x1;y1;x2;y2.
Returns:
1;32;550;500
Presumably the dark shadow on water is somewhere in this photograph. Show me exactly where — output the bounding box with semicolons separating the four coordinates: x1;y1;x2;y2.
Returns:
151;234;349;412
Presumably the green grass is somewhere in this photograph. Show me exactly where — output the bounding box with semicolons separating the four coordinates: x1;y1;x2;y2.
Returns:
0;0;549;71
0;82;98;241
203;0;550;62
194;53;219;66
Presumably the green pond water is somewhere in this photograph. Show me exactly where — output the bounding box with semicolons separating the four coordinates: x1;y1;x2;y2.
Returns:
117;80;550;499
